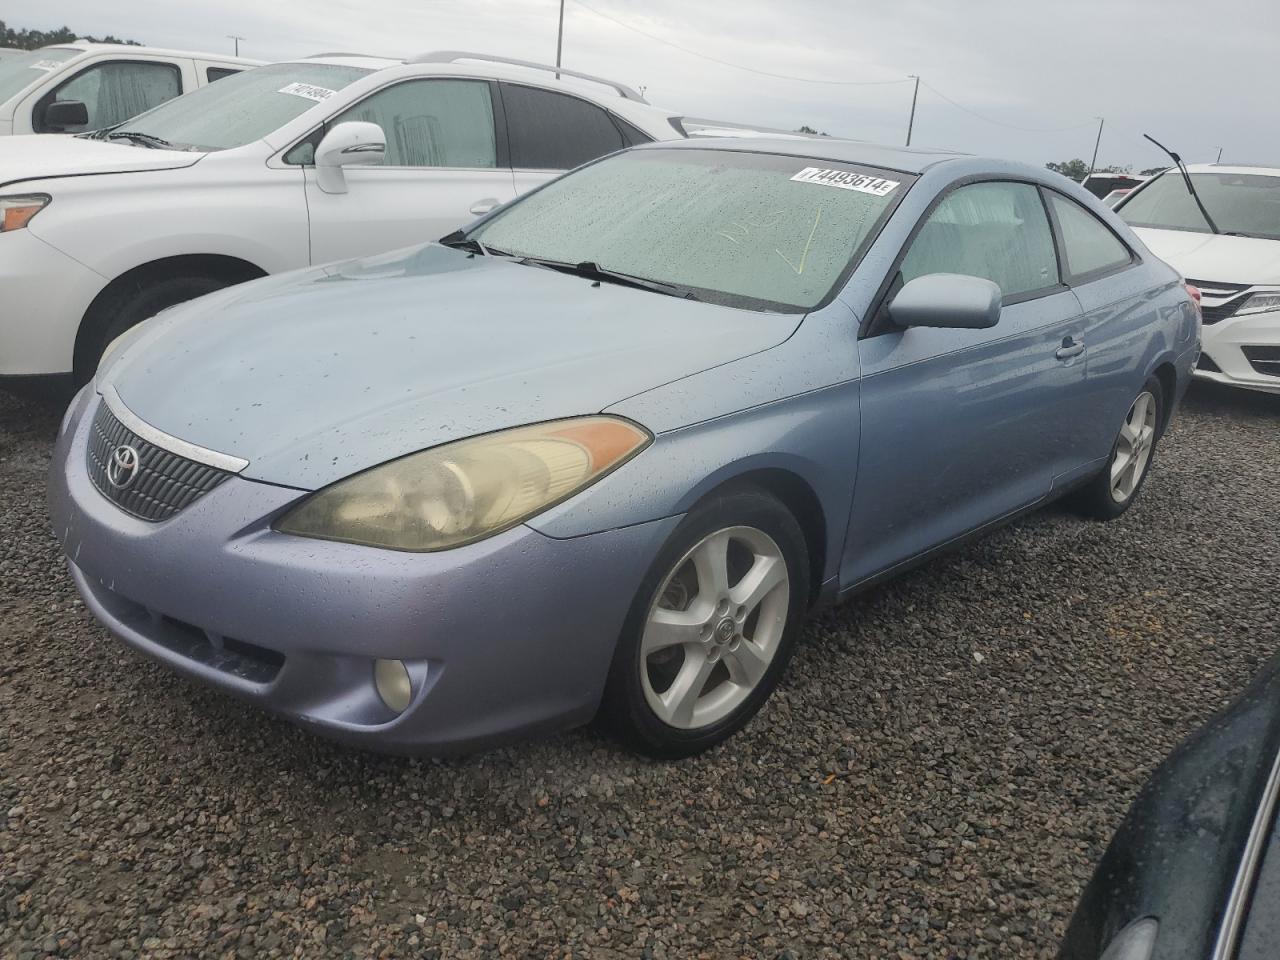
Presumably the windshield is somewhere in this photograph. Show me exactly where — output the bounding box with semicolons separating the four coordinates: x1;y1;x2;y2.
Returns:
110;62;372;151
1119;170;1280;241
469;148;910;311
0;47;79;105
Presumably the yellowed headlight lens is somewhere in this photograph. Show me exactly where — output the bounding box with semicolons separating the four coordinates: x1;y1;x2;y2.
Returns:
276;416;651;551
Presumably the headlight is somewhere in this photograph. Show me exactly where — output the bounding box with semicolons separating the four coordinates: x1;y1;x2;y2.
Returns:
1100;918;1158;960
1236;290;1280;317
276;416;652;551
0;194;50;232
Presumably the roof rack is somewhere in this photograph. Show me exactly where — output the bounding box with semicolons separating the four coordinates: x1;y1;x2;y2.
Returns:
407;50;647;103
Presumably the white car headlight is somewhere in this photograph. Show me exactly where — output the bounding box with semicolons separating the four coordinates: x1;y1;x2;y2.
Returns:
1236;290;1280;317
0;194;51;232
276;416;652;551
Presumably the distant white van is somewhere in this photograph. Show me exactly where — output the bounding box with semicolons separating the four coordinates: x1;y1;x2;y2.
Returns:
0;42;261;136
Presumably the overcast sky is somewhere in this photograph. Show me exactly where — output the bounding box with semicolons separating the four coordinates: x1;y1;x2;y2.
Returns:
8;0;1279;169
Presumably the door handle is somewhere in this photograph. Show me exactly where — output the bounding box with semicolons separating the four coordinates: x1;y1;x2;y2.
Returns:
1055;338;1085;361
469;197;501;216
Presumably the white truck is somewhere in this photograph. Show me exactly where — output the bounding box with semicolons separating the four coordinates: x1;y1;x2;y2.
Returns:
0;42;260;136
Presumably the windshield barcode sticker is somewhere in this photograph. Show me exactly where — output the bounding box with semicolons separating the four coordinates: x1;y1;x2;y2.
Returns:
790;167;900;196
29;60;61;71
277;82;337;102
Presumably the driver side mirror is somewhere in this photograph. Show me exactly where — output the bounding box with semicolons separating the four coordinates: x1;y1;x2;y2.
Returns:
314;121;386;194
42;99;89;131
888;273;1002;330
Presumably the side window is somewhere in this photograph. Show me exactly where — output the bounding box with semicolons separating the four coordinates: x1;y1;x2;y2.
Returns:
501;83;627;170
38;61;182;132
206;67;240;83
328;78;496;168
1046;192;1133;280
900;181;1060;300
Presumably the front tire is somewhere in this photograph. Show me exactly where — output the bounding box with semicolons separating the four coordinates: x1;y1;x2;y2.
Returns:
1071;376;1164;520
74;274;236;385
600;489;809;759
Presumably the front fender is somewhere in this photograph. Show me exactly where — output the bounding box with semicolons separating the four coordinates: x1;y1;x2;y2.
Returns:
527;380;862;585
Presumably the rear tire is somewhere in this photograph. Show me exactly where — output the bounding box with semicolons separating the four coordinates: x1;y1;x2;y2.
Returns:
1070;375;1164;520
74;274;235;385
599;488;809;759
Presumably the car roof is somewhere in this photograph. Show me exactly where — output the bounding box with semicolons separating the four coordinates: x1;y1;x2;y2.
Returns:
631;136;971;174
292;53;679;125
1184;162;1280;176
39;42;262;64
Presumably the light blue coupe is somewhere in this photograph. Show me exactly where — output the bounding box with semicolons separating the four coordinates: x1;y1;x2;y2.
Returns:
48;139;1200;757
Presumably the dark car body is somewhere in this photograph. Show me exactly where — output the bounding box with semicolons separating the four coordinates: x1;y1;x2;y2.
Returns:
1060;654;1280;960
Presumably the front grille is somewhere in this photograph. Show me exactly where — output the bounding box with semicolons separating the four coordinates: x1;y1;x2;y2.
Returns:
80;572;285;684
1243;345;1280;378
1187;278;1251;326
87;401;232;521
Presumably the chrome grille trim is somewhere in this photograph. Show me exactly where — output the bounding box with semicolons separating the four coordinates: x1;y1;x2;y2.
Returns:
87;401;235;522
100;384;248;473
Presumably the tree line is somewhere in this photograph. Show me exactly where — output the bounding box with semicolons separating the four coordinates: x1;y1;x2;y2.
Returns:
1;20;141;49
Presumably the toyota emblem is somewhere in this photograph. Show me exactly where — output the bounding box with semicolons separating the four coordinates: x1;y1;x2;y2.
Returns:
106;444;141;490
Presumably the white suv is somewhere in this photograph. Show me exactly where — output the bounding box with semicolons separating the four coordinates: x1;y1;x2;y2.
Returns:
0;51;765;388
0;43;260;136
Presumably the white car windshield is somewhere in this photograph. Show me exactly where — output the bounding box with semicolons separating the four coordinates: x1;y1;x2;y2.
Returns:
0;47;79;104
1119;171;1280;241
469;148;912;312
101;62;372;152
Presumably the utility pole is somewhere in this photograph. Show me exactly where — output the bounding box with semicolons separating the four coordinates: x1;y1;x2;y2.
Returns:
905;75;920;147
227;34;244;56
1088;116;1104;175
555;0;565;78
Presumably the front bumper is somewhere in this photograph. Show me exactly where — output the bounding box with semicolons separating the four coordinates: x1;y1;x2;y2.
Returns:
0;229;106;378
1197;307;1280;395
49;389;678;754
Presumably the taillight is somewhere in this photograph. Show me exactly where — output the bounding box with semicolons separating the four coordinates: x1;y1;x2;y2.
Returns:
1185;282;1202;318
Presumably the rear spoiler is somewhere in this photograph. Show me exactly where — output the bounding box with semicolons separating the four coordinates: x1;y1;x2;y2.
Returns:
672;117;832;140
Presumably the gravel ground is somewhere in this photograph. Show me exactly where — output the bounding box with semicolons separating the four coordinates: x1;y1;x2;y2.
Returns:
2;382;1278;960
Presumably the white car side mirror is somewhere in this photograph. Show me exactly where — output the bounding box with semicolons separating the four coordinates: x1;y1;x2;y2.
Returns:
314;121;386;195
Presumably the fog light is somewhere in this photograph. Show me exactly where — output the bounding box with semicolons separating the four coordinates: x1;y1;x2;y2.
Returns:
374;658;412;714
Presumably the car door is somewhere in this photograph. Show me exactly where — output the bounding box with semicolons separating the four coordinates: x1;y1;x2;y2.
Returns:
1042;189;1151;462
499;82;644;197
26;57;187;133
303;77;517;265
843;179;1087;586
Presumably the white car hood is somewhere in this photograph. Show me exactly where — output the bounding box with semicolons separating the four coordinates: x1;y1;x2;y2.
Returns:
0;134;202;188
1134;227;1280;286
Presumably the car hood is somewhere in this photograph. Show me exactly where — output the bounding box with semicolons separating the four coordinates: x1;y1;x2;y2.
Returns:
1133;227;1280;285
104;244;802;490
0;133;202;188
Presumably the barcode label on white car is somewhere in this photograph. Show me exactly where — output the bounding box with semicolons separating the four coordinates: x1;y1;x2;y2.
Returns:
790;167;900;196
29;60;61;71
277;82;337;102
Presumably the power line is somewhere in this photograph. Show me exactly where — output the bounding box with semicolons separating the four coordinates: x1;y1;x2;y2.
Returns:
918;80;1095;134
568;0;910;87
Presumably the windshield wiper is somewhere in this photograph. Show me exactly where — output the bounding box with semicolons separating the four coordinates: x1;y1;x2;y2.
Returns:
1143;133;1221;235
520;258;700;300
438;232;513;258
105;130;174;150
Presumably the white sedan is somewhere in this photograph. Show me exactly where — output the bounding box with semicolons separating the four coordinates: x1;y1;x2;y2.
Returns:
0;51;752;388
1118;164;1280;395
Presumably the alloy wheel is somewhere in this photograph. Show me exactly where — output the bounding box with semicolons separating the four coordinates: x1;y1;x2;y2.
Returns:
639;525;790;730
1111;390;1158;503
